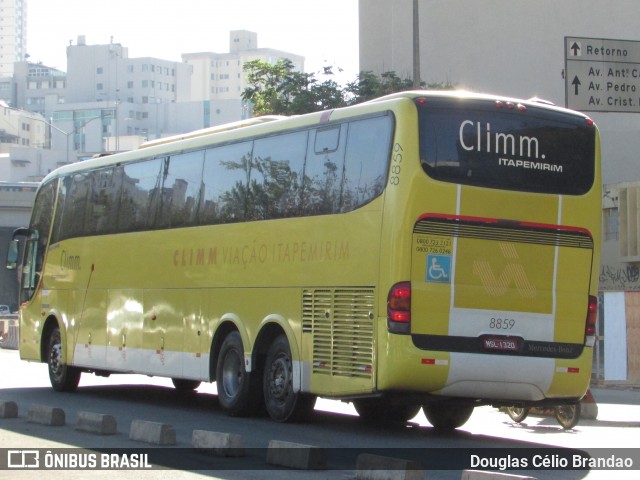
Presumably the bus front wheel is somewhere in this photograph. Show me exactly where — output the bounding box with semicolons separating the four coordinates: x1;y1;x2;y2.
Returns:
263;334;316;422
47;327;81;392
423;402;474;431
215;331;262;416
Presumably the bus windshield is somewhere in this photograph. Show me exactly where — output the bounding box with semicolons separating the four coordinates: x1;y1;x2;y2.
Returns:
417;98;596;195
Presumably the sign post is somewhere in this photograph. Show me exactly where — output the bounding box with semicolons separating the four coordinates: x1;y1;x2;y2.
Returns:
565;36;640;113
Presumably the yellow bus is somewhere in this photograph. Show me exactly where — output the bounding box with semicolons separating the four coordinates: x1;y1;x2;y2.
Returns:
7;91;600;429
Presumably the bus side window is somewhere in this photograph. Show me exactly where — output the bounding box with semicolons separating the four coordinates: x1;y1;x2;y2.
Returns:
201;141;253;225
59;173;90;240
20;180;57;301
156;150;204;229
251;131;307;220
119;158;164;232
342;115;393;212
303;125;347;216
85;167;119;236
50;177;67;244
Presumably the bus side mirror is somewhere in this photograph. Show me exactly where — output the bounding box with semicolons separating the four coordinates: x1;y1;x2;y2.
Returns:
6;239;19;270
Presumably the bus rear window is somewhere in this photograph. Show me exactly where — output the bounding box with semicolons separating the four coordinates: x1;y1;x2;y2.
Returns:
417;99;596;195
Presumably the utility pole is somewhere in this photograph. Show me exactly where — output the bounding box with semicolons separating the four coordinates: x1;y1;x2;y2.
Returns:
413;0;421;89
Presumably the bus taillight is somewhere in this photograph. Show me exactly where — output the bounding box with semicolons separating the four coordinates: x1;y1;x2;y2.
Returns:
387;282;411;334
585;295;598;342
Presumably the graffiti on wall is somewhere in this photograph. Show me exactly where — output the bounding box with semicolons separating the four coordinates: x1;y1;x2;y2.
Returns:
600;263;640;291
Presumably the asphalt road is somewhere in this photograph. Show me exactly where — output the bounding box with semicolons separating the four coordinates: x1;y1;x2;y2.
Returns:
1;348;639;480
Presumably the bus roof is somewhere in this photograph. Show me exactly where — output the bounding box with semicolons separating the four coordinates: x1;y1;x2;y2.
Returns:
39;90;592;186
138;115;287;149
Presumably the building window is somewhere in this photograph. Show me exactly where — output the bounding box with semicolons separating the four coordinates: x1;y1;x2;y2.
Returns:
97;67;103;74
97;83;104;90
604;208;619;241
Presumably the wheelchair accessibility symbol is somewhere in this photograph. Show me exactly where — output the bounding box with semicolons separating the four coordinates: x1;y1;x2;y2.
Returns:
426;254;451;283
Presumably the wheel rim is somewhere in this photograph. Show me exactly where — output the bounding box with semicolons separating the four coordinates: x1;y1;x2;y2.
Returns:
221;349;243;398
268;353;291;402
49;339;64;381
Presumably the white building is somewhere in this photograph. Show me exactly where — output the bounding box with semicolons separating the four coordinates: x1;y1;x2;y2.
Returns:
0;0;27;77
0;101;63;182
183;30;304;114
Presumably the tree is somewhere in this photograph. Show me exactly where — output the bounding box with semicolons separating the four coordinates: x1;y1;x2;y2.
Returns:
344;71;454;105
242;59;345;116
242;59;455;116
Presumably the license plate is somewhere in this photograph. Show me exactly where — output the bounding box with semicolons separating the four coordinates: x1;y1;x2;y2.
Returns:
481;335;521;352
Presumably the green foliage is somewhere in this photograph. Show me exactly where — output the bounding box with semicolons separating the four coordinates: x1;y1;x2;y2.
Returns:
242;59;455;116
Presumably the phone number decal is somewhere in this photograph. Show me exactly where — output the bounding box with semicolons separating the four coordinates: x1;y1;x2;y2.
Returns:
415;235;453;255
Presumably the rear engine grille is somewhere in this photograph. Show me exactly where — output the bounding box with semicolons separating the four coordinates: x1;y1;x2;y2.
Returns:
302;288;375;379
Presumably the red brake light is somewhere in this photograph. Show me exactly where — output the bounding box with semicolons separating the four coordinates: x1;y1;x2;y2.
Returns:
585;295;598;337
388;282;411;334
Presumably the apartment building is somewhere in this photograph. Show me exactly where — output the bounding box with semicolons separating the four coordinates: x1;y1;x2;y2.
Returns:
0;0;27;76
183;30;304;110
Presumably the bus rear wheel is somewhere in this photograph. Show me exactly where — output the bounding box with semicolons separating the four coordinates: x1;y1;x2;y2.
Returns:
554;403;580;430
263;334;316;422
423;402;474;431
215;331;262;416
171;378;201;391
47;327;81;392
353;398;421;423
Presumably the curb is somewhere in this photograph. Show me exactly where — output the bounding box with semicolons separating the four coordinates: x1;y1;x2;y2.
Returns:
0;401;18;418
192;429;245;457
266;440;327;470
129;419;176;445
462;470;537;479
27;404;65;426
356;453;423;480
75;411;117;435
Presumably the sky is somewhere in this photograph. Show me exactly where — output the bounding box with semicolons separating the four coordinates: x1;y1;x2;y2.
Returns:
27;0;360;83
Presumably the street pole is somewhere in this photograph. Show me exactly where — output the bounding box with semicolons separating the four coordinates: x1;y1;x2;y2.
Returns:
413;0;421;89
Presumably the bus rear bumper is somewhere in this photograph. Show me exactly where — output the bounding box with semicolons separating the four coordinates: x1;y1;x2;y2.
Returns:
377;332;592;404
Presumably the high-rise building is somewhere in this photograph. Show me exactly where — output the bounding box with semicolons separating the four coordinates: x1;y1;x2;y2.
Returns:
0;0;27;76
183;30;304;111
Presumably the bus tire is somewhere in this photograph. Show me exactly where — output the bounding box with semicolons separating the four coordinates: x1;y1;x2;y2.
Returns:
354;398;421;423
506;406;530;423
171;378;201;391
423;403;474;431
216;331;262;416
47;327;81;392
263;334;316;422
554;403;580;430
